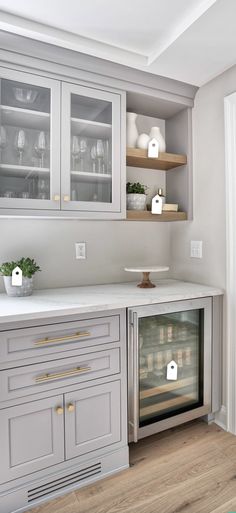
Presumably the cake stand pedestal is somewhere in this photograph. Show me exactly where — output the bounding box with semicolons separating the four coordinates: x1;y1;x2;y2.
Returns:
124;266;169;288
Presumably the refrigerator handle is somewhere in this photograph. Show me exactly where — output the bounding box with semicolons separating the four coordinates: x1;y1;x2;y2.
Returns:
132;311;139;443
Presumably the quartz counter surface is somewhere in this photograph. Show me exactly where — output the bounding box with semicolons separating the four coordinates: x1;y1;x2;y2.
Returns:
0;279;223;326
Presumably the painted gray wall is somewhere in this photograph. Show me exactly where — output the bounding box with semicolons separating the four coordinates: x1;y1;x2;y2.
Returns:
0;219;170;292
170;64;236;409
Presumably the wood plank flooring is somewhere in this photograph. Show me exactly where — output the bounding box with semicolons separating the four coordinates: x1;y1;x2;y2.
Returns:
29;420;236;513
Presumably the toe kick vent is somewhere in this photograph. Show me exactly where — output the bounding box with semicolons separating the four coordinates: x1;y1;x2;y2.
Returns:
27;462;102;503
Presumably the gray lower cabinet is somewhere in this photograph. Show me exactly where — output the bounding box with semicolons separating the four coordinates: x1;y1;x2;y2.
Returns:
0;309;128;513
65;381;121;459
0;395;65;483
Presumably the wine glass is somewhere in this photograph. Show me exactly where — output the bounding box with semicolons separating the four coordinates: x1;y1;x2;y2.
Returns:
79;138;87;172
96;139;104;173
90;145;97;173
0;126;7;162
71;135;80;170
35;131;46;168
15;129;26;166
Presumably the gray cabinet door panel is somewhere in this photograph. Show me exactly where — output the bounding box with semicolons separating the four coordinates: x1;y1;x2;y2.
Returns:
65;381;121;459
0;348;120;401
0;395;64;483
0;315;120;366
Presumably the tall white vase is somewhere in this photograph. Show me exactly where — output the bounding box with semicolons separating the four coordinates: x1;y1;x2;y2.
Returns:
149;126;166;152
126;112;138;148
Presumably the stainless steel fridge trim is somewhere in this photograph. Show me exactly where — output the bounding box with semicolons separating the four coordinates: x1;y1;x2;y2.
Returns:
129;405;211;442
128;297;213;443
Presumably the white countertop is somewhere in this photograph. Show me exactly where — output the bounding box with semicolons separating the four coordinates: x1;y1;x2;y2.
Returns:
0;279;223;325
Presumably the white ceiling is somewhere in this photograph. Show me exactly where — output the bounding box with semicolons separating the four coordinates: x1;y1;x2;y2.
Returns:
0;0;235;86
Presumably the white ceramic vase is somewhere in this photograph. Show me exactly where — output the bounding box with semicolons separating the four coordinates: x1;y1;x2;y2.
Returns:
136;133;150;150
126;112;138;148
149;126;166;152
127;193;146;211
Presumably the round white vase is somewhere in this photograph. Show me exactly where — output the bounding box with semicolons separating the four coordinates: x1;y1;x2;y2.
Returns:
136;133;150;150
149;126;166;152
3;276;33;297
127;193;146;211
126;112;138;148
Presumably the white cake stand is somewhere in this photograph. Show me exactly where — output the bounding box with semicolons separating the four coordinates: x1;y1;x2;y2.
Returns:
124;266;169;288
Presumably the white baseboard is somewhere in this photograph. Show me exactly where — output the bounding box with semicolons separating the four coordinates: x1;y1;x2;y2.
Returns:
214;406;227;431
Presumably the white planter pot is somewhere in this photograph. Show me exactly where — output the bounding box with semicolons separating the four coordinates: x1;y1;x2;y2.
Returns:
3;276;33;297
127;193;146;211
149;126;166;152
126;112;138;148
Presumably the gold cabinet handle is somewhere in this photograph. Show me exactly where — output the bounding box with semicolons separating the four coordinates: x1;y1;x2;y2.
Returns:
63;195;70;202
34;331;91;346
67;403;75;413
35;366;91;383
53;194;60;201
56;406;64;415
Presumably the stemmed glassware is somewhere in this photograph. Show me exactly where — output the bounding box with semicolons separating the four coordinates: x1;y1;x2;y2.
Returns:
96;139;105;173
90;144;97;173
79;138;87;172
15;129;26;166
0;126;7;162
35;131;46;168
71;135;80;170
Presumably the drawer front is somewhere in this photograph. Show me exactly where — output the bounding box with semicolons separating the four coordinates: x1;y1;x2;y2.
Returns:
0;348;120;402
0;315;120;366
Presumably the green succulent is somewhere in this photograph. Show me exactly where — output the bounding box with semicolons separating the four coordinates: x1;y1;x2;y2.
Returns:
126;182;147;194
0;257;41;278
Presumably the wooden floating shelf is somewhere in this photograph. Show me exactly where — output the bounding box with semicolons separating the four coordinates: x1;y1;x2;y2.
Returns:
126;210;187;222
126;147;187;170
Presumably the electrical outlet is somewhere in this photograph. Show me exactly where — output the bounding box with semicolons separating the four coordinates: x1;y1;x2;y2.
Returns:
75;242;86;260
190;240;203;259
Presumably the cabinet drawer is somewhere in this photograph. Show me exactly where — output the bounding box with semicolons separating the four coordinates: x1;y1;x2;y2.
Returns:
0;348;120;402
0;315;120;366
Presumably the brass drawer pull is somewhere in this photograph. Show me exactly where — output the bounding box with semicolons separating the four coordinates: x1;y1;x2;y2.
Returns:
67;403;75;413
35;366;91;383
34;331;91;346
56;406;64;415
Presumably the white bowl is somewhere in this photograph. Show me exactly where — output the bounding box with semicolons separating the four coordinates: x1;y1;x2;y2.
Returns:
13;87;38;104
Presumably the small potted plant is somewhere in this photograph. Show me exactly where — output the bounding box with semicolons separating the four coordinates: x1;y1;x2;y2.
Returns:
126;182;147;210
0;257;41;297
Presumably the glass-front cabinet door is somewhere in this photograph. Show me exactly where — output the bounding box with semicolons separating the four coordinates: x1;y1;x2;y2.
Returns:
0;68;60;210
61;82;121;213
128;298;212;441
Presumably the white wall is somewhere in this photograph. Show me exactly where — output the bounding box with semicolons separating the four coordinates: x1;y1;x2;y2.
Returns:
170;64;236;411
0;218;171;292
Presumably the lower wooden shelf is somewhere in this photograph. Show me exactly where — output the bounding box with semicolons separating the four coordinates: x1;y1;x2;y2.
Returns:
126;210;187;222
140;393;196;418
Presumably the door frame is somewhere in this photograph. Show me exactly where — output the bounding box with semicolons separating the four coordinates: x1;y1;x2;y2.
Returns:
224;92;236;434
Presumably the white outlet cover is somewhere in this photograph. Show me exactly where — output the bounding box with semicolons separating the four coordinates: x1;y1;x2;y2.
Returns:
190;240;203;259
75;242;86;259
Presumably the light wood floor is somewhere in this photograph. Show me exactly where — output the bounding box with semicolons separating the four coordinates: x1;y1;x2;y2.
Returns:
29;420;236;513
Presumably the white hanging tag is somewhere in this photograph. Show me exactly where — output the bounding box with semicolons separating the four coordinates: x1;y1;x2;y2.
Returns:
148;138;159;158
166;360;178;381
12;266;22;286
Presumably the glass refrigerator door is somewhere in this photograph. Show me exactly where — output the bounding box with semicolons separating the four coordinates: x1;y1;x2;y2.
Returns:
138;310;203;427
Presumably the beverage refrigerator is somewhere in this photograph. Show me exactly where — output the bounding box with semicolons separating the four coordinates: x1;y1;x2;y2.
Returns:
128;298;213;442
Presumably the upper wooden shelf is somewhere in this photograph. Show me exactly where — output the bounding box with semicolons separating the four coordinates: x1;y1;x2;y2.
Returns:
126;147;187;170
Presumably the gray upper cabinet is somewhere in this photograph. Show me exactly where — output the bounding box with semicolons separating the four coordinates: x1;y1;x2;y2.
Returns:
0;395;65;483
0;67;61;211
61;82;122;214
0;66;125;218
